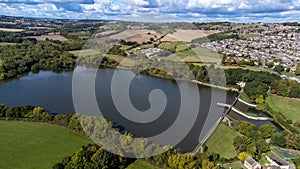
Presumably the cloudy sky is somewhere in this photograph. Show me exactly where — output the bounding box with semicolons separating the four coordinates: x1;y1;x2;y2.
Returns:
0;0;300;22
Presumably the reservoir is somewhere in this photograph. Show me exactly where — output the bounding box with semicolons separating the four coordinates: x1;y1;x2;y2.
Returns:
0;68;278;152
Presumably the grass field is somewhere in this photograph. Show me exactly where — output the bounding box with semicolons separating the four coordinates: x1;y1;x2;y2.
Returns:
157;55;181;62
205;123;241;159
0;42;17;46
126;161;160;169
0;121;91;169
266;94;300;131
105;54;137;67
223;164;244;169
68;49;100;56
180;47;221;63
26;35;68;41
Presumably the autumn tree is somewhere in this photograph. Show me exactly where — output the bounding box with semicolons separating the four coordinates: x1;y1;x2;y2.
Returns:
238;152;251;162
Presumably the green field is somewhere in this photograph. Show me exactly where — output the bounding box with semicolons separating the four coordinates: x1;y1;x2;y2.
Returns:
205;123;241;159
183;47;221;63
127;161;160;169
68;49;100;56
0;121;91;169
0;42;17;46
266;94;300;131
223;164;244;169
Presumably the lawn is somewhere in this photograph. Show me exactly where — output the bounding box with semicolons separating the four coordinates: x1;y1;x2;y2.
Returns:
126;161;160;169
205;123;241;159
266;94;300;131
0;121;91;169
223;164;244;169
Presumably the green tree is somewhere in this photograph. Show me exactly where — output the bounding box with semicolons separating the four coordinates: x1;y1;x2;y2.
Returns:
274;65;285;73
237;121;258;136
202;160;219;169
0;104;8;117
168;154;197;169
296;64;300;76
259;124;275;139
272;133;286;147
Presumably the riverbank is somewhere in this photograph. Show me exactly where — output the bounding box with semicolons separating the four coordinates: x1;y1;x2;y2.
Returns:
231;107;274;121
134;68;240;92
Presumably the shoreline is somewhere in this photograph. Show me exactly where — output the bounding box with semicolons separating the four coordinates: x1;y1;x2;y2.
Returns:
191;80;239;92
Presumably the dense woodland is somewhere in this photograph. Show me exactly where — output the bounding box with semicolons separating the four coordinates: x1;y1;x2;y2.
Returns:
271;80;300;98
53;143;225;169
0;40;86;80
233;121;300;157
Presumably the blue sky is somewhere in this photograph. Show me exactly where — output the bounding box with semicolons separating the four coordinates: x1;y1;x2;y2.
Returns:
0;0;300;22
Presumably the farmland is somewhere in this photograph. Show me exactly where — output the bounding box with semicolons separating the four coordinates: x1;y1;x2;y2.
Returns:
110;29;159;43
26;35;68;41
0;28;24;32
162;29;219;42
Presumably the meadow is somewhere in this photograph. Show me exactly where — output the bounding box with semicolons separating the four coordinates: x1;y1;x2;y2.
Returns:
205;123;241;159
0;121;91;169
266;94;300;131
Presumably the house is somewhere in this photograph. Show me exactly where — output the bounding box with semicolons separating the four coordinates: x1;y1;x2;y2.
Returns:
244;156;262;169
291;66;297;72
266;155;290;169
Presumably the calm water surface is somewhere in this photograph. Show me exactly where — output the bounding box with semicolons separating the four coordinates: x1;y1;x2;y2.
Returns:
0;68;263;151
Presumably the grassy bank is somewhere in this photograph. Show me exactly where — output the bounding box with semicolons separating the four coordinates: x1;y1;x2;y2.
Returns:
266;94;300;132
240;93;252;104
0;121;91;169
127;161;161;169
205;123;241;159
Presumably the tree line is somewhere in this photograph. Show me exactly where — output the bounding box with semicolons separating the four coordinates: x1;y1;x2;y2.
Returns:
271;80;300;98
0;104;84;135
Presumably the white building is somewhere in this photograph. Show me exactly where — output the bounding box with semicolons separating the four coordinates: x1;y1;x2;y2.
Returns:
244;156;262;169
266;155;290;169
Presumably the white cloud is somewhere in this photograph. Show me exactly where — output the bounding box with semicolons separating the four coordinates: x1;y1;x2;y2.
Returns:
0;0;299;22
